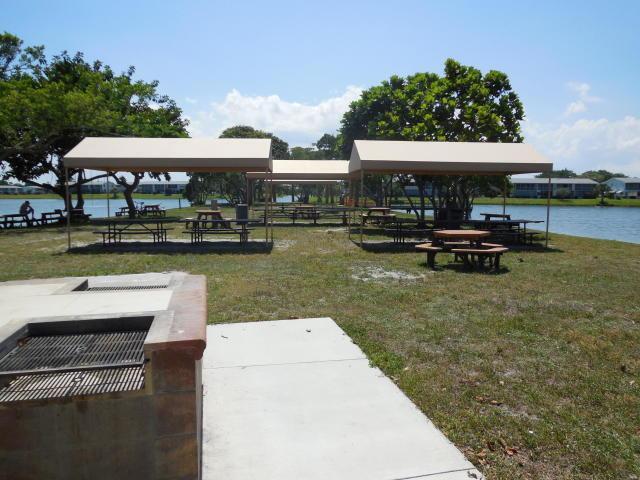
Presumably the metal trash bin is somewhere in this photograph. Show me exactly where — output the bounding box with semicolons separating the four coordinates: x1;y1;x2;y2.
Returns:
235;204;248;221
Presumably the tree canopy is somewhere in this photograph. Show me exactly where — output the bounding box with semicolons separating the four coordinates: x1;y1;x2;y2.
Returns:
0;32;188;209
219;125;289;159
339;59;524;222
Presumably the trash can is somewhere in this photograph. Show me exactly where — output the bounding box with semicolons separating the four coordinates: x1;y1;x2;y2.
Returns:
235;204;248;221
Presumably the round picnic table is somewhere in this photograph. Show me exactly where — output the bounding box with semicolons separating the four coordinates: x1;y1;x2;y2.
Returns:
434;229;490;247
433;229;490;240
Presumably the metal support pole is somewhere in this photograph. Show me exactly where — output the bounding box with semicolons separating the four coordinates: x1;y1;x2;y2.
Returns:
360;169;364;247
347;180;352;238
545;175;551;248
106;172;111;218
264;169;269;245
65;168;71;250
269;171;274;243
502;176;507;216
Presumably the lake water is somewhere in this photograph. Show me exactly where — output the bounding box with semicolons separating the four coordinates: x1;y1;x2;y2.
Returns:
470;205;639;244
0;198;187;219
2;199;638;244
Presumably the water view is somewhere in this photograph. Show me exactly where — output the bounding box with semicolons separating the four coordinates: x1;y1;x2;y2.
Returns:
2;198;638;244
471;204;639;244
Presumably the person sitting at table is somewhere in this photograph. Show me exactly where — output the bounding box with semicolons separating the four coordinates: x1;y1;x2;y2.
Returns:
19;200;35;225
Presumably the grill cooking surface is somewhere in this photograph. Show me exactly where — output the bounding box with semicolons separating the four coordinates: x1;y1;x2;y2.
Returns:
85;284;168;292
0;366;144;402
0;331;146;373
0;330;147;402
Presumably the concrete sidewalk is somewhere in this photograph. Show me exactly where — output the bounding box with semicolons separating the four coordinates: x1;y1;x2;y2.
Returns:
202;317;483;480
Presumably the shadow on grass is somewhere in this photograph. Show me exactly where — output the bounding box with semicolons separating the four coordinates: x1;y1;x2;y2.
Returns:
354;240;427;253
436;262;511;275
63;240;273;255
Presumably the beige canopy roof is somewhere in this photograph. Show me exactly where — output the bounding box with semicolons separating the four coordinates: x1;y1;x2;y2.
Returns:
247;160;352;180
267;179;342;185
64;137;273;172
349;140;552;175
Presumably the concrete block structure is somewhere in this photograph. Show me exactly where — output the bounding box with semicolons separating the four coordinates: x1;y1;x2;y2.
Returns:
0;273;206;480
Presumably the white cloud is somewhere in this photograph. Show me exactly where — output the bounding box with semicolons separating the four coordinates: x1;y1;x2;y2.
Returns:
185;86;363;145
563;82;601;116
184;97;198;105
525;115;640;176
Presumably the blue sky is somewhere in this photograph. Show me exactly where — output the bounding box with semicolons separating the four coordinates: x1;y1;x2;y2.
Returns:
5;0;640;176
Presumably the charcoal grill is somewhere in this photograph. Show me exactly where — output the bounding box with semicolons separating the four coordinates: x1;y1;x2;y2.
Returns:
0;321;150;402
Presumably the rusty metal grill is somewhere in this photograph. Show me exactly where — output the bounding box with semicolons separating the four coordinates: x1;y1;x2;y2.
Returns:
0;366;144;402
0;330;147;402
85;284;168;292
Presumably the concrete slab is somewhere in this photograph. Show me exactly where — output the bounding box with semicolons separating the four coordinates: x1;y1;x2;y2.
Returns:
204;317;365;369
202;318;482;480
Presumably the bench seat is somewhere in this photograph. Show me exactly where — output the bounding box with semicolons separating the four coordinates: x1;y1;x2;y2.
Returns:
450;247;509;270
415;243;443;268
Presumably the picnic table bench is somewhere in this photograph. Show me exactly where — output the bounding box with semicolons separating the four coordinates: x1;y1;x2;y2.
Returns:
93;219;172;245
184;219;252;244
384;218;435;243
416;230;508;271
40;210;65;225
139;204;166;217
450;246;509;271
115;206;136;217
2;214;39;228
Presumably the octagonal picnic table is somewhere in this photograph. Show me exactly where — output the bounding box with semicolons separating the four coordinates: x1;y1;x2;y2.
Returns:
433;229;490;247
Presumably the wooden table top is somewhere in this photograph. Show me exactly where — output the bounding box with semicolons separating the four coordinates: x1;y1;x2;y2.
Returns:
196;209;223;214
367;207;391;212
434;229;490;240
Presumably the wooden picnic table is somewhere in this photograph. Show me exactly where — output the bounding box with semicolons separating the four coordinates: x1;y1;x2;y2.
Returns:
184;218;252;244
468;219;544;244
366;207;391;215
93;218;172;245
192;210;230;228
139;204;166;217
480;213;511;221
2;214;39;228
433;229;490;247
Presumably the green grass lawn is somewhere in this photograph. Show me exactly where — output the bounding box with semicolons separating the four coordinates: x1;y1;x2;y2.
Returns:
1;206;638;479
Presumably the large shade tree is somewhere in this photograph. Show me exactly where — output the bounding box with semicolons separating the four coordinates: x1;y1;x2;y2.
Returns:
185;125;289;205
339;59;525;223
0;32;188;214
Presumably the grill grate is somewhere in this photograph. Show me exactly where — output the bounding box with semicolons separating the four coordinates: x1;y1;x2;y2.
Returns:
85;284;168;292
0;331;147;374
0;365;144;402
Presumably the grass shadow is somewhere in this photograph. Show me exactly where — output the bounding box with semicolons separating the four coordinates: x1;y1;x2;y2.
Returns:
63;240;273;255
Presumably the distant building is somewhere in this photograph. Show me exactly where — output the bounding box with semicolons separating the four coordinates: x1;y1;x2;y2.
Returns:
0;185;46;195
136;181;188;195
605;177;640;199
511;178;598;199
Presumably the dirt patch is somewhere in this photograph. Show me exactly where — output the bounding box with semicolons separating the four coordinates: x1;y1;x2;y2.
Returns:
274;239;296;251
351;265;426;282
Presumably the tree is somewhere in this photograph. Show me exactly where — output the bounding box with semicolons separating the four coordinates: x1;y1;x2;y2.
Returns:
0;33;188;214
314;133;341;159
594;183;612;205
535;169;577;178
220;125;289;159
339;59;524;224
580;169;626;183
